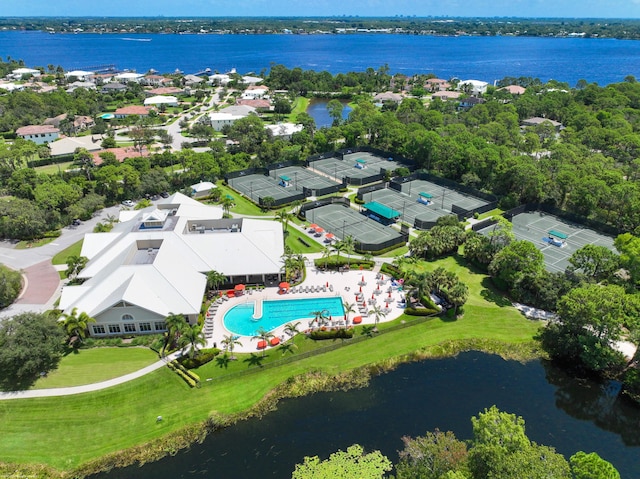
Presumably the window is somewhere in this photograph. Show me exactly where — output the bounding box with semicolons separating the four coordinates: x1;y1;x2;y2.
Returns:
154;321;167;331
122;313;134;321
123;323;136;333
108;324;121;334
139;322;152;332
93;324;106;335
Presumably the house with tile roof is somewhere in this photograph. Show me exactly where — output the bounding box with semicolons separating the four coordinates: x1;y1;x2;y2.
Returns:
114;105;153;118
16;125;60;144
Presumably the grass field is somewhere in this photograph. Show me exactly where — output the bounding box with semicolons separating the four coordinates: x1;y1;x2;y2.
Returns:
51;240;83;265
34;161;74;175
14;237;57;250
32;348;158;389
215;182;267;216
284;226;325;254
0;255;541;472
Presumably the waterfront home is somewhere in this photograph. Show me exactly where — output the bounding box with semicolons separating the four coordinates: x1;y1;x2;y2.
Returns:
16;124;60;145
458;79;489;95
101;83;128;94
58;193;284;337
9;68;40;80
140;74;173;87
425;78;450;92
114;72;144;83
64;70;94;81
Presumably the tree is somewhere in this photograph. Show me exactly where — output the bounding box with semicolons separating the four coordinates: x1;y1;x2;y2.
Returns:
570;452;620;479
396;429;468;479
206;270;226;294
261;196;275;211
60;308;95;346
221;333;242;360
488;240;544;287
341;235;356;267
221;195;234;216
65;255;88;281
178;323;205;359
291;444;392;479
343;301;356;325
0;264;22;309
275;209;292;234
162;313;187;356
326;99;345;126
568;244;620;282
283;321;301;339
447;282;469;317
368;304;386;331
0;312;66;389
252;326;274;357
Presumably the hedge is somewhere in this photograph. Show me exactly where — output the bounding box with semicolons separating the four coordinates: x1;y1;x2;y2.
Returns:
178;348;220;369
309;328;354;340
405;306;440;316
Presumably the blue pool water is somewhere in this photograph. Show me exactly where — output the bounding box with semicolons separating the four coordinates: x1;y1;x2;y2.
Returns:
223;297;344;336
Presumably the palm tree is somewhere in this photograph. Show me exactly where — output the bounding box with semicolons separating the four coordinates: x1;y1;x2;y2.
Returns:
332;241;346;264
178;323;206;359
221;196;234;217
368;304;387;332
60;308;95;345
310;310;328;326
275;209;292;235
342;301;356;325
321;247;332;270
342;235;356;267
206;270;226;294
283;322;301;338
221;334;243;360
65;255;88;282
405;270;431;306
252;327;274;357
162;313;187;356
447;282;470;317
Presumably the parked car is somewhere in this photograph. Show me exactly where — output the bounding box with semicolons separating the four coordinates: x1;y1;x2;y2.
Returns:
72;219;81;226
121;200;135;207
160;192;169;198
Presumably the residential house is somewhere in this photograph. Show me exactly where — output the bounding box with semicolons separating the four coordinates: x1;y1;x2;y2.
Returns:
16;125;60;145
425;78;450;92
10;68;40;80
114;72;144;84
241;85;269;100
265;123;303;140
146;86;185;96
208;105;256;131
144;95;179;107
114;105;153;119
236;98;272;110
500;85;526;95
64;70;94;81
458;97;485;110
432;90;462;101
101;83;128;94
373;92;403;104
58;193;284;337
458;79;489;95
141;75;172;87
522;117;563;131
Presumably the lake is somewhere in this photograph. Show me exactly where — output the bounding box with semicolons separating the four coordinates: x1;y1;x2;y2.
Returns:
1;32;640;85
306;99;352;128
92;352;640;479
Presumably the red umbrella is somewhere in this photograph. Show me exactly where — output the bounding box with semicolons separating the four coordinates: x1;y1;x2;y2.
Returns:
270;337;280;346
352;316;362;324
315;226;324;234
257;340;267;349
279;281;290;289
326;281;329;287
359;286;362;292
372;293;375;299
377;284;380;290
388;291;392;298
309;223;318;229
325;233;335;240
234;284;246;291
362;275;365;282
385;301;389;308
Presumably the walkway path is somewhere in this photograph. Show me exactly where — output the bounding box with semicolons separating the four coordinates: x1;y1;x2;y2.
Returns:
0;351;183;400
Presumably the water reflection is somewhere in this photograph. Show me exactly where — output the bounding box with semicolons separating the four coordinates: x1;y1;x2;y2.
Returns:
542;359;640;446
306;99;352;128
92;352;640;479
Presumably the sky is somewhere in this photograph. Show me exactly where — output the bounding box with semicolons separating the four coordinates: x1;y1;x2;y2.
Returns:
4;0;640;19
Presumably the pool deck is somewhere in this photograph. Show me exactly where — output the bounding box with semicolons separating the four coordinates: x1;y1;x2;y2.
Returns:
205;267;406;353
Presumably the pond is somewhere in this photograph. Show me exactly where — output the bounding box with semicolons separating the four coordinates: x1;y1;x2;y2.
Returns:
306;99;352;129
93;351;640;478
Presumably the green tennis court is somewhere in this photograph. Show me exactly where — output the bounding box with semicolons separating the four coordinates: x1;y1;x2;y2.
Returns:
304;203;403;247
310;152;406;182
477;211;616;273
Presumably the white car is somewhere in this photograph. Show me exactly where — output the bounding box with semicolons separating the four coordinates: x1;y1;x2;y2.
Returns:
121;200;135;208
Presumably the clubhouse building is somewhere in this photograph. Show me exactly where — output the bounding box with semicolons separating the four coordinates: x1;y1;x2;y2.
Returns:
59;193;284;337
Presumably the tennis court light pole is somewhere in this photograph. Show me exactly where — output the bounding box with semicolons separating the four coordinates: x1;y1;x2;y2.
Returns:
442;188;446;209
250;181;253;201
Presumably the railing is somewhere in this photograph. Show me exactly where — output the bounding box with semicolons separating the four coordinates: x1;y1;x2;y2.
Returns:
201;313;439;385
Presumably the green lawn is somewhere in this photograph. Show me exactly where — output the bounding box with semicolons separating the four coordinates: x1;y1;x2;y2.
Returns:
284;225;325;254
476;208;505;220
287;96;310;121
15;237;57;250
51;240;83;265
215;182;267;216
0;255;542;472
32;348;158;389
34;161;74;175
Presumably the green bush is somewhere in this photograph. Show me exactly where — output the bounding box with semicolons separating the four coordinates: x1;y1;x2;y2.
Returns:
354;197;365;204
309;328;354;340
405;306;440;316
178;348;220;369
380;263;402;278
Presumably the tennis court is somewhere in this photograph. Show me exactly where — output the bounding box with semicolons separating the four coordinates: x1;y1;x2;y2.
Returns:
360;180;490;227
304;203;404;247
311;152;406;182
228;167;339;203
477;211;616;273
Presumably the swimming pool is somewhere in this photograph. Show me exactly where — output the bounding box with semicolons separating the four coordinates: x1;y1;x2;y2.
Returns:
223;297;345;336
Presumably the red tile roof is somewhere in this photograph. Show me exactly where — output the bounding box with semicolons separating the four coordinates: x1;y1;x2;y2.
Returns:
114;105;151;116
92;147;150;165
16;124;60;135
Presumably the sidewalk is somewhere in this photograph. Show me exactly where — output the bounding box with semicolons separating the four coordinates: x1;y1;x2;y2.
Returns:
0;350;182;400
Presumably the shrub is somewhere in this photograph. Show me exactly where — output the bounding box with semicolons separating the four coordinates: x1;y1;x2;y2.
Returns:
380;262;401;278
178;348;220;369
309;328;354;340
405;306;440;316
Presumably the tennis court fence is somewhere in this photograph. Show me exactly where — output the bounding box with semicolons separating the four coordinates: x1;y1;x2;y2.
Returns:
502;203;621;236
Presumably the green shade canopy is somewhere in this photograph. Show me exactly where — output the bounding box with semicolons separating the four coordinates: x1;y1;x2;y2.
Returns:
548;230;568;239
225;194;234;200
419;192;433;198
363;201;401;220
356;158;367;164
279;175;291;181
